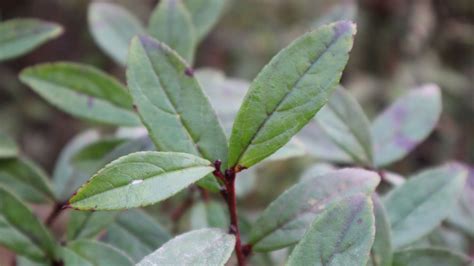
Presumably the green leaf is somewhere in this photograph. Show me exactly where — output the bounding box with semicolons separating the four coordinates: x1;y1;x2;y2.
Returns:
372;84;442;167
0;158;55;203
62;240;133;266
88;2;145;65
127;36;228;191
287;195;375;266
0;186;57;262
183;0;228;41
383;163;467;249
20;62;140;127
448;165;474;238
137;228;235;266
316;86;373;166
148;0;196;63
0;18;62;61
68;151;214;210
67;210;118;240
71;137;128;170
0;132;18;158
392;248;473;266
16;256;49;266
228;21;356;169
189;200;228;230
105;209;171;262
368;195;392;266
249;168;379;251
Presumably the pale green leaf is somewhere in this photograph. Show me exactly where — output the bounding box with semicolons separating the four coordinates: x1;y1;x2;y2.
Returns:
316;86;373;166
20;62;140;126
383;163;467;249
372;84;442;167
104;209;171;262
0;18;62;61
127;36;228;191
189;201;228;230
249;168;379;251
183;0;228;41
0;186;57;262
67;210;118;240
287;195;375;266
0;132;18;158
392;248;473;266
368;195;392;266
228;21;356;169
69;151;214;210
137;228;235;266
448;165;474;238
148;0;196;63
0;158;55;203
63;240;133;266
88;2;145;65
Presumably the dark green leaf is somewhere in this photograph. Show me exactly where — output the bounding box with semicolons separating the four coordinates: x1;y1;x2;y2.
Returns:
105;209;171;262
0;18;62;61
372;84;442;167
228;21;356;169
69;152;214;210
20;62;140;126
384;163;467;249
249;168;379;251
183;0;228;41
287;195;375;266
127;36;228;191
0;186;57;262
392;248;473;266
189;200;228;230
88;2;145;65
0;158;55;203
368;195;392;266
67;210;118;240
62;240;133;265
137;228;235;266
148;0;196;63
316;86;373;166
0;132;18;158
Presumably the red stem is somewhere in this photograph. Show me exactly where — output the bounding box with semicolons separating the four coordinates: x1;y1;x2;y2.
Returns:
45;202;65;226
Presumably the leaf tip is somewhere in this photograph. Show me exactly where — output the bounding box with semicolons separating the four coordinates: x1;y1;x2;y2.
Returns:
333;20;357;37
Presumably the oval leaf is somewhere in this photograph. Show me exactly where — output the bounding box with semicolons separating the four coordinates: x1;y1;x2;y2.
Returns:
228;21;356;169
368;195;393;266
127;35;228;191
287;195;375;266
148;0;196;63
63;240;133;265
67;210;118;240
383;163;467;248
0;186;57;262
183;0;228;41
68;151;214;210
0;132;18;158
88;2;145;65
248;168;379;251
104;209;171;262
392;248;472;266
0;18;62;61
316;86;373;165
137;228;235;266
20;62;140;126
372;84;442;167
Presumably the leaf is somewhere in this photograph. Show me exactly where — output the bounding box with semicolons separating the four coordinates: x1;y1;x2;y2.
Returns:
316;86;373;166
248;168;379;251
383;163;467;249
68;151;214;210
88;2;145;65
62;240;133;266
104;209;171;262
148;0;196;63
0;158;55;203
368;195;392;266
286;195;375;266
126;36;228;191
228;21;356;169
67;210;118;240
71;138;128;170
372;84;442;167
189;201;228;230
0;18;62;61
183;0;228;41
0;186;57;262
448;165;474;237
137;228;235;266
392;248;473;266
299;163;336;182
0;132;18;158
20;62;140;127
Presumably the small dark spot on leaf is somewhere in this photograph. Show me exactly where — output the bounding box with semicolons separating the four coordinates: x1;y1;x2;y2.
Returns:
184;67;194;77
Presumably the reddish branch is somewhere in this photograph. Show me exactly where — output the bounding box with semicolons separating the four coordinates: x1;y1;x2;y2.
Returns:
45;202;66;226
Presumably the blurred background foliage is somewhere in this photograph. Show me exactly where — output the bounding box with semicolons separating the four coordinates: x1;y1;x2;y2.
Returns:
0;0;473;263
